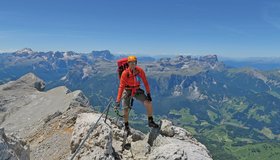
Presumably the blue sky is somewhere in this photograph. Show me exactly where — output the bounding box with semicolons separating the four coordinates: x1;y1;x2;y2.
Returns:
0;0;279;57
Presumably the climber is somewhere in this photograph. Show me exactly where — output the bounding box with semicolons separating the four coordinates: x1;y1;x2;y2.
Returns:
115;55;159;134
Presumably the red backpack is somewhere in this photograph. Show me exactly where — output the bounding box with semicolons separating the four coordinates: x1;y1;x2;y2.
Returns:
117;58;129;79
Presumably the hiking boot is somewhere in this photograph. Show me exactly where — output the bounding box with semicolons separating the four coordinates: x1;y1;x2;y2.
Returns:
124;126;131;135
124;122;131;135
148;120;159;128
148;116;159;128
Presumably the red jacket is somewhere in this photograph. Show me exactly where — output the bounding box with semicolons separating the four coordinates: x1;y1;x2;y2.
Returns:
116;66;150;102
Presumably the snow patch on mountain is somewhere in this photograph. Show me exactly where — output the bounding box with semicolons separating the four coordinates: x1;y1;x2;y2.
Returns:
15;48;34;55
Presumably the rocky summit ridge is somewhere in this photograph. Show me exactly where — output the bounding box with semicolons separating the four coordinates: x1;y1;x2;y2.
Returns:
0;73;212;160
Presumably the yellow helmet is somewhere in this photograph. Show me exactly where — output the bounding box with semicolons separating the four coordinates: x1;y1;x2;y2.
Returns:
127;55;137;62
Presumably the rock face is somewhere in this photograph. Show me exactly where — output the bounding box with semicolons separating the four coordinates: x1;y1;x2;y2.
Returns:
70;113;115;160
0;73;91;138
1;72;45;91
27;107;92;160
70;113;212;160
149;120;211;160
0;73;92;160
0;128;30;160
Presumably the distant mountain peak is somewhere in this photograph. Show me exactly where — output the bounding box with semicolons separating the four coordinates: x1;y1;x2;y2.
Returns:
199;55;218;62
65;51;77;55
91;50;115;60
16;48;34;54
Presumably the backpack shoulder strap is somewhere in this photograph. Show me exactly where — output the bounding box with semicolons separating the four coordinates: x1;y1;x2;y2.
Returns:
122;68;130;78
134;67;141;76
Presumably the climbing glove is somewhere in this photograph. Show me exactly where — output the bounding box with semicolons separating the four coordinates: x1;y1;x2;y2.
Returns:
147;93;152;102
114;101;120;110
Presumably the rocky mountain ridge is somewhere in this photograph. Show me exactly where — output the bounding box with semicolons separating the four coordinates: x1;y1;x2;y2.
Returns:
0;73;212;160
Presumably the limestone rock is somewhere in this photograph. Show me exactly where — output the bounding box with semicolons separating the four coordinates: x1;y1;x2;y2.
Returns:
0;128;30;160
70;113;115;160
1;73;45;91
160;119;175;137
69;113;212;160
0;73;91;138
